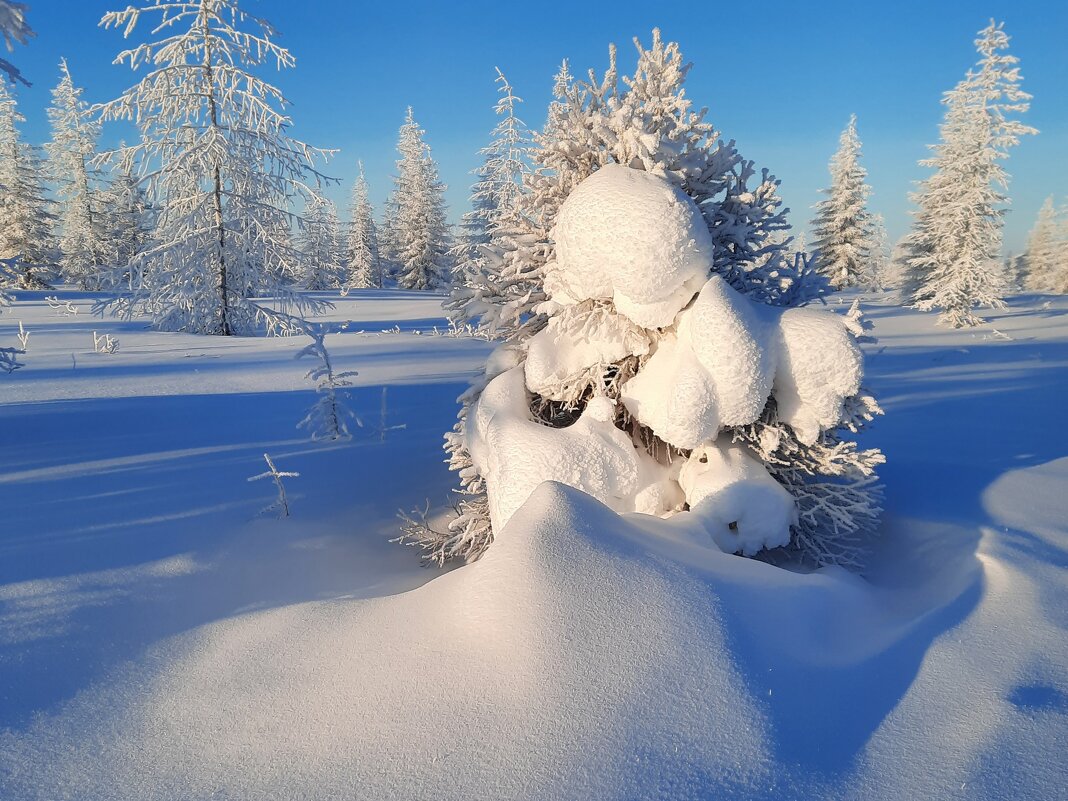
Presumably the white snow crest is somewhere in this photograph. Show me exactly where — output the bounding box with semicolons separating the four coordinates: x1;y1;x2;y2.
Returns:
546;164;712;329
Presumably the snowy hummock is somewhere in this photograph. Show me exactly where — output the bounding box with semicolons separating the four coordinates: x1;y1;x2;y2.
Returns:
546;164;712;329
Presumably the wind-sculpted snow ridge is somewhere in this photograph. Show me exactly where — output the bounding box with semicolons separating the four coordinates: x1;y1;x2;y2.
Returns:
480;165;866;558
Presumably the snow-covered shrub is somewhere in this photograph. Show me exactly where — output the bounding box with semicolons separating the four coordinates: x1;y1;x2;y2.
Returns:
92;331;119;354
404;32;882;569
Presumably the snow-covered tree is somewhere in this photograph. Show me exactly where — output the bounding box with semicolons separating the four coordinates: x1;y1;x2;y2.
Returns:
47;59;109;289
902;21;1035;327
448;68;530;324
345;162;381;289
300;195;344;290
0;1;32;86
810;115;876;290
296;324;359;441
95;0;335;335
1021;197;1066;293
100;156;153;288
861;213;891;291
405;31;878;570
384;108;452;290
0;80;56;288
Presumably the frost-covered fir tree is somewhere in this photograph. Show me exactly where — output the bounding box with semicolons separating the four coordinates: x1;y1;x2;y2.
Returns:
95;0;334;335
861;213;891;291
100;156;153;288
300;196;344;290
384;108;452;291
902;21;1035;327
1021;197;1065;293
448;68;530;323
0;80;56;288
345;162;381;289
810;115;875;290
47;59;109;289
404;31;880;570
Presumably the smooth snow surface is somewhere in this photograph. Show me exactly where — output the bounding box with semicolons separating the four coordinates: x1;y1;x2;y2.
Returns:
2;289;1068;800
546;164;712;329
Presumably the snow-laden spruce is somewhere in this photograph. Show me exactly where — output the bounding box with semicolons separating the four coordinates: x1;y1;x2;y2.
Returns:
464;165;869;560
94;0;335;335
300;196;344;290
0;79;56;289
1022;197;1068;294
902;20;1035;327
403;31;882;569
46;59;109;290
345;162;382;290
810;115;876;290
383;109;452;290
448;68;530;322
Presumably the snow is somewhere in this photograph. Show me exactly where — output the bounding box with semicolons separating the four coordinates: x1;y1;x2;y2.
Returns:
2;289;1068;800
678;439;796;555
546;164;712;329
621;273;862;451
774;305;864;444
524;304;651;401
467;366;673;531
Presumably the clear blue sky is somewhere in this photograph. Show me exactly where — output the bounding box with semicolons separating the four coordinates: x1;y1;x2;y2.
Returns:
9;0;1067;254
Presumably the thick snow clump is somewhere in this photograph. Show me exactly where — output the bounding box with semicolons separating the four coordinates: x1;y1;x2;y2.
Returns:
471;165;865;557
467;365;681;533
546;164;712;329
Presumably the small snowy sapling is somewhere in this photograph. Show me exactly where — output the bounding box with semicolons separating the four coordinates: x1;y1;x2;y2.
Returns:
296;324;360;441
248;453;299;518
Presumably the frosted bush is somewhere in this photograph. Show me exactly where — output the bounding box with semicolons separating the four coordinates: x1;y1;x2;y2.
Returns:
405;31;883;569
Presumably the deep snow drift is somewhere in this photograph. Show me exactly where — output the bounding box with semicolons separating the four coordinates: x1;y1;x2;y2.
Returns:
1;289;1067;800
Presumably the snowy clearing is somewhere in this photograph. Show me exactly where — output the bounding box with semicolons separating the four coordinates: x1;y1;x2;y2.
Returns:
1;289;1066;800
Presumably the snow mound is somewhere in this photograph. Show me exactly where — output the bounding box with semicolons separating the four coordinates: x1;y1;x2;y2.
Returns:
546;164;712;329
467;367;677;532
773;307;863;445
678;440;796;555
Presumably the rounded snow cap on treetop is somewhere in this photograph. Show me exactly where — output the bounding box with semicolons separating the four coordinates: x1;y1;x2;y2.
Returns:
546;164;712;329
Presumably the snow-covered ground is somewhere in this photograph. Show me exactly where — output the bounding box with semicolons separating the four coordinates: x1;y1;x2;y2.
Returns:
1;290;1066;800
